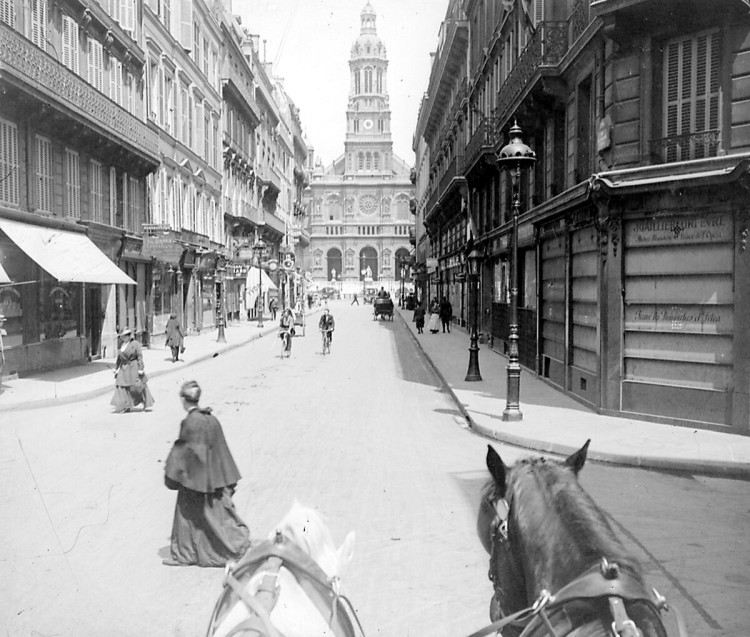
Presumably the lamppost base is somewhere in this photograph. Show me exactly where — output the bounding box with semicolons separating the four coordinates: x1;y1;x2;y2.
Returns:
501;408;523;421
216;324;226;343
465;346;482;382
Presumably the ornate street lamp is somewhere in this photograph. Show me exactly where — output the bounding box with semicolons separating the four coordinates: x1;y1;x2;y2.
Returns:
465;247;483;381
216;256;227;343
496;122;536;421
253;238;267;328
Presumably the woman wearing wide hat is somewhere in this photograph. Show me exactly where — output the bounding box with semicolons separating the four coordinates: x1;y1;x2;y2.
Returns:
110;328;155;413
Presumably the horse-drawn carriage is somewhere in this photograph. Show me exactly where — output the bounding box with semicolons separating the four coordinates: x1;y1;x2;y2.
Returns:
372;296;394;321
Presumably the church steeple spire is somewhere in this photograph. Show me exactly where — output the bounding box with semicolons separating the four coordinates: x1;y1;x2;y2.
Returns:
345;3;392;175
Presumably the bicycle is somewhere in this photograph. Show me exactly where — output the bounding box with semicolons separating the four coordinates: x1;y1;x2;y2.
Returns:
320;329;332;355
280;329;292;358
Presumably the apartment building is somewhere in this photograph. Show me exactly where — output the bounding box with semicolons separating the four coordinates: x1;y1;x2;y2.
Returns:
0;0;312;378
413;0;750;433
0;0;159;374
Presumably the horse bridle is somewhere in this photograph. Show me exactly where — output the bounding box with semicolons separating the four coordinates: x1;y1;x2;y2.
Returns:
471;495;690;637
212;531;366;637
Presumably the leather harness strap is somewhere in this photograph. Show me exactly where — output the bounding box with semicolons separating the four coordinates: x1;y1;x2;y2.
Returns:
223;556;284;637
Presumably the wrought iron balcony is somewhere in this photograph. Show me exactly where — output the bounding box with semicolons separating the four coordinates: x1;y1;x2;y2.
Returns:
649;130;722;164
494;21;569;125
0;22;158;164
464;117;501;173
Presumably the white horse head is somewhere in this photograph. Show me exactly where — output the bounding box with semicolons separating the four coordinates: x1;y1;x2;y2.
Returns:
209;501;356;637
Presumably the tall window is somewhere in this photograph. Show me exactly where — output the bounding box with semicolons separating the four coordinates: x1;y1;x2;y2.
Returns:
193;23;201;67
181;85;189;144
376;68;383;93
90;160;104;222
164;73;175;134
204;109;210;162
195;99;204;156
35;135;52;213
109;55;122;104
62;14;79;73
160;0;171;29
88;37;104;91
30;0;47;50
64;149;80;219
128;177;139;232
354;71;361;94
0;0;16;27
364;67;373;92
663;29;721;161
0;117;19;205
108;166;117;225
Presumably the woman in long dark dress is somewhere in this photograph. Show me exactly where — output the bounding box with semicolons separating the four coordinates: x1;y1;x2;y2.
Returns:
110;329;155;413
164;313;184;362
163;380;252;567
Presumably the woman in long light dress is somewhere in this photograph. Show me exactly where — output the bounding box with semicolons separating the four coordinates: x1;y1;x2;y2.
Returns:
427;298;441;333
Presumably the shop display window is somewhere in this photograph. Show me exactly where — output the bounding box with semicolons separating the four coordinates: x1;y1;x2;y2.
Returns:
39;276;80;341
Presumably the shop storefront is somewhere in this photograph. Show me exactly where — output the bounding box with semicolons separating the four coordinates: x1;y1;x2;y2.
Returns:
0;212;134;376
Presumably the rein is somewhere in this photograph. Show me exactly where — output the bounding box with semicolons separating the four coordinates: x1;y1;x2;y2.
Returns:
210;531;366;637
473;497;689;637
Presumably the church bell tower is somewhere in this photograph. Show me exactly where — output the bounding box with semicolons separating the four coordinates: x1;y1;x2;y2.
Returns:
344;2;393;175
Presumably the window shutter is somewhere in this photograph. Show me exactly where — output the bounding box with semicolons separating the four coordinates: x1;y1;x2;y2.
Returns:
35;136;52;213
663;29;721;161
0;118;19;205
180;0;192;51
195;100;204;156
31;0;47;50
88;37;103;89
121;0;134;32
0;0;16;27
109;166;117;225
62;15;79;73
534;0;543;25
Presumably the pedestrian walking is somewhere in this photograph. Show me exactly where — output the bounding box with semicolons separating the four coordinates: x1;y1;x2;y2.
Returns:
413;304;426;334
269;297;278;321
163;380;252;567
439;296;453;333
164;312;184;362
351;292;359;305
427;298;441;334
110;328;155;413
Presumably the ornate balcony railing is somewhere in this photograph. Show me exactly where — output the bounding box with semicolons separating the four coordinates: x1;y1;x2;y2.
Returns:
463;117;502;173
0;22;158;162
494;21;568;123
439;155;459;195
649;130;722;164
569;0;592;44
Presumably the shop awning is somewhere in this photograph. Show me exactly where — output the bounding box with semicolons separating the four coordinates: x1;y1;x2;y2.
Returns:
245;267;278;291
0;218;135;285
0;262;9;283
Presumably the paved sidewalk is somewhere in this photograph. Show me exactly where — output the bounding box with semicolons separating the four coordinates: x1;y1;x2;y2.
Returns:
393;305;750;479
0;309;321;412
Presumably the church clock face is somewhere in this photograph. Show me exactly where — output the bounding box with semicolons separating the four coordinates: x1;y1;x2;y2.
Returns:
363;118;374;130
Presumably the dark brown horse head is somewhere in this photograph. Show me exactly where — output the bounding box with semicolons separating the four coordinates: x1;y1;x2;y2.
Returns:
479;441;667;636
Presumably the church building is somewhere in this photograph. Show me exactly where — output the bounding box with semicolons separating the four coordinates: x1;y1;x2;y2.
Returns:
306;3;414;296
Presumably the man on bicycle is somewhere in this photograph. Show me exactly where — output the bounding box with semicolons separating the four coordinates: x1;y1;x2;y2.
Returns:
318;308;335;346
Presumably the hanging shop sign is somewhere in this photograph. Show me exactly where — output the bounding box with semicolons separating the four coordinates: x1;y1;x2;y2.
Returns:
142;235;184;265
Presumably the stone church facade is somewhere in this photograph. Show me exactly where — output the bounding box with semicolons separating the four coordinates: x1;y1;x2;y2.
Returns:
306;3;414;296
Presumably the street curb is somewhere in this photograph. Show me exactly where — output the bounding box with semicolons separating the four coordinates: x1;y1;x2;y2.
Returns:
394;309;750;480
0;329;270;412
0;308;325;412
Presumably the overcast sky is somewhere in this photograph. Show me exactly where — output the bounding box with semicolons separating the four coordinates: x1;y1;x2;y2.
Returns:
233;0;448;167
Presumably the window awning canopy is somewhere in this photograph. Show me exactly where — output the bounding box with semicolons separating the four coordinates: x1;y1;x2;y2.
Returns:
0;262;9;284
0;218;136;285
